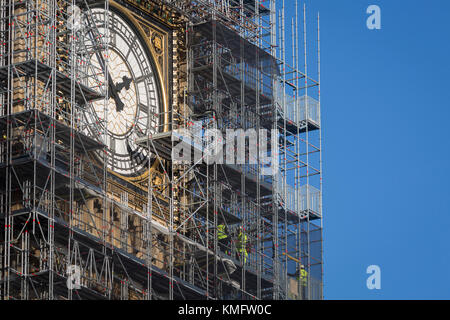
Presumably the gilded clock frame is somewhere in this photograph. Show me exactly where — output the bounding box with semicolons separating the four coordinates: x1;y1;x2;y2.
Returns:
107;1;170;184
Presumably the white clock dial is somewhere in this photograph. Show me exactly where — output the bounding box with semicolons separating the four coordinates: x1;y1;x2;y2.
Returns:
83;7;160;177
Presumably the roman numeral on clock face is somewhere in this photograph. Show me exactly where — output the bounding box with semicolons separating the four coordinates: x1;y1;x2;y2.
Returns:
139;103;149;115
135;73;153;84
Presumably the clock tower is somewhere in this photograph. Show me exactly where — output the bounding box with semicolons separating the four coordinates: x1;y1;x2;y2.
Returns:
0;0;323;301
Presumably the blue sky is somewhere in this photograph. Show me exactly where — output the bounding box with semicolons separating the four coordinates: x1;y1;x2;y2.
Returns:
281;0;450;299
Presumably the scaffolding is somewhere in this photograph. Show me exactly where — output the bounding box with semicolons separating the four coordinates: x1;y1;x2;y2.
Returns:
1;0;323;300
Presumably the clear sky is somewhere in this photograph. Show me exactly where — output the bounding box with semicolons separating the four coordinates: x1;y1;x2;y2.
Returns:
281;0;450;299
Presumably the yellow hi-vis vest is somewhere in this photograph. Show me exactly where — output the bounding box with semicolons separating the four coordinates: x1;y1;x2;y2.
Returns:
217;224;227;240
297;269;308;286
237;232;248;255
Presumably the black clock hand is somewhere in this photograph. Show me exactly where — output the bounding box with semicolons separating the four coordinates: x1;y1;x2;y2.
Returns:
115;76;132;92
84;17;126;113
96;58;125;113
109;77;126;113
88;44;125;112
126;138;145;164
111;76;133;113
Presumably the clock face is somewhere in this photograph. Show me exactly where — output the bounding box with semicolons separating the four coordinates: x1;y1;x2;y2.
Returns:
84;7;160;177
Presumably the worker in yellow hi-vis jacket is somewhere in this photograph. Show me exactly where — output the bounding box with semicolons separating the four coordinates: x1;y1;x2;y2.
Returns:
236;226;248;264
217;224;229;255
289;264;308;299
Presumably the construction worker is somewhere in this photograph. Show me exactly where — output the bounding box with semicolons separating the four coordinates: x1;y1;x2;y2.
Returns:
235;226;248;264
217;223;229;255
300;265;308;286
288;264;308;299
